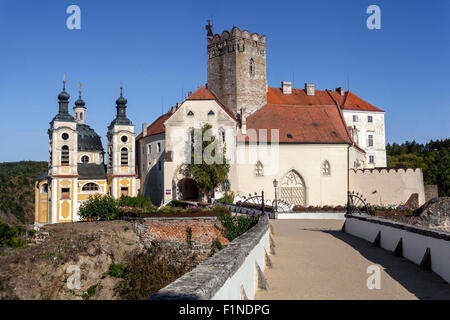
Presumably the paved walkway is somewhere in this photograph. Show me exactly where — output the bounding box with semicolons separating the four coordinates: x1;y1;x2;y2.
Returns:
255;219;450;300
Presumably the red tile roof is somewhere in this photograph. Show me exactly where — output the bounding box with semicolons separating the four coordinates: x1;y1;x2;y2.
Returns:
186;86;217;100
267;87;384;112
136;112;172;141
341;91;384;112
238;103;352;144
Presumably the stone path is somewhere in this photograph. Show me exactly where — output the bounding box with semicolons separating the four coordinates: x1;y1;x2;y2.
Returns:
255;219;450;300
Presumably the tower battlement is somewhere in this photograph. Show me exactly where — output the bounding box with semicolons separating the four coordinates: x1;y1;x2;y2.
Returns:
207;27;266;60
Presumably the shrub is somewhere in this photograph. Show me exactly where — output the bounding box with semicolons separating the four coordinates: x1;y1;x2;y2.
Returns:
209;238;223;256
106;263;126;278
215;213;259;241
0;220;27;248
78;195;122;221
117;195;154;209
186;227;193;249
115;244;197;300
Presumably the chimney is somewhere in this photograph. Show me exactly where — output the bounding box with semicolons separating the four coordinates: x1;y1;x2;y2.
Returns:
336;87;345;96
305;83;315;96
281;81;292;94
170;106;176;113
176;102;181;108
142;123;147;138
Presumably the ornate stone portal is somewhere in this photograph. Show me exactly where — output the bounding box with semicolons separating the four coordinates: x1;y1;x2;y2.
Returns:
279;170;306;205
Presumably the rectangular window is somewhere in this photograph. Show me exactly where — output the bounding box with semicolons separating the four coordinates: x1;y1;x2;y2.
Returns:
157;142;161;153
368;116;373;123
368;134;374;147
120;187;129;197
148;144;151;154
369;155;375;163
61;188;70;200
353;115;358;122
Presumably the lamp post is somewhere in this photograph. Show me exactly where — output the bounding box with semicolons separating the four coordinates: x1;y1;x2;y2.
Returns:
273;179;278;213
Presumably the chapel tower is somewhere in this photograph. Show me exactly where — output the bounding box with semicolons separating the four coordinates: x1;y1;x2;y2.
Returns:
206;22;267;118
106;83;137;199
47;77;79;223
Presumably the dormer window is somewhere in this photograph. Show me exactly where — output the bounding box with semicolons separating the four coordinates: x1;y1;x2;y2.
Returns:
81;155;89;164
187;111;194;116
208;110;215;116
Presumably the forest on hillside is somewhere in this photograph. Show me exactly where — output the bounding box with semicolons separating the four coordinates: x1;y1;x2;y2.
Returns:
386;139;450;196
0;161;47;226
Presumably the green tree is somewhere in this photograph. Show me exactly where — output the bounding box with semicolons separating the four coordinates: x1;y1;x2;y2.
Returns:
189;124;230;202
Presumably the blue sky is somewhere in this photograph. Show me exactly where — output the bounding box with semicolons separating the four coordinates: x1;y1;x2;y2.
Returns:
0;0;449;162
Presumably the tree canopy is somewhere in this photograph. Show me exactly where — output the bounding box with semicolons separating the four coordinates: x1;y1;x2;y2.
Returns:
189;124;230;202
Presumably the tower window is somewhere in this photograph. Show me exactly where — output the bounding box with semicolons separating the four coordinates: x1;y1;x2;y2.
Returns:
61;145;69;165
62;133;69;140
41;183;48;194
108;148;112;168
61;188;70;200
121;147;128;166
82;183;99;192
121;135;128;143
80;113;83;120
157;143;161;153
322;160;331;176
249;58;255;77
81;155;89;164
369;155;375;163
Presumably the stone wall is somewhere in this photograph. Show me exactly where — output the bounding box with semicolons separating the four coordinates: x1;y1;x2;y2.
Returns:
349;168;426;206
150;214;270;300
128;217;229;251
424;185;439;202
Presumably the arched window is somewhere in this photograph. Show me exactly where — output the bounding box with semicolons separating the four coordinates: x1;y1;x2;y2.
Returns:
82;183;99;192
255;161;264;177
61;145;69;165
80;113;83;120
322;160;331;175
249;58;255;76
81;155;89;164
121;147;128;166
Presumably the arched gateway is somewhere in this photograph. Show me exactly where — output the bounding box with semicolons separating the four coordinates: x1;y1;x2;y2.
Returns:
172;164;199;201
279;170;306;205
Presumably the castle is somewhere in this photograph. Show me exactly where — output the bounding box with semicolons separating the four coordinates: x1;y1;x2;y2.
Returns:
37;23;424;225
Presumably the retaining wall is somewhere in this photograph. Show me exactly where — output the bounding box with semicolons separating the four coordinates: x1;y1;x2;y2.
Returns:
129;217;229;248
150;214;271;300
344;214;450;283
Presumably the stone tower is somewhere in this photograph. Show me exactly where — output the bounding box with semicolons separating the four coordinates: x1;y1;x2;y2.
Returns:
207;24;267;118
